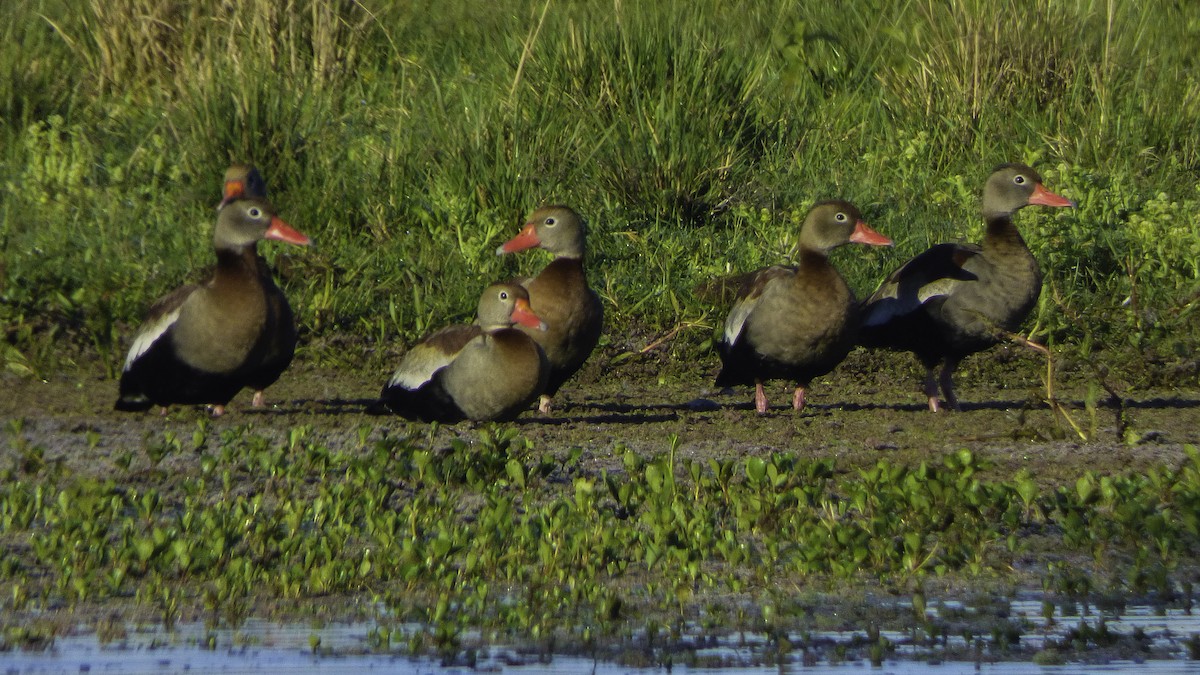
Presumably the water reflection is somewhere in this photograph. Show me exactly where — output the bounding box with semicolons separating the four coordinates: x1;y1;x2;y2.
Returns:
2;600;1199;674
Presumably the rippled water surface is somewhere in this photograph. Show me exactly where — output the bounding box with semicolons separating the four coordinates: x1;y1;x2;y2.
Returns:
3;599;1199;675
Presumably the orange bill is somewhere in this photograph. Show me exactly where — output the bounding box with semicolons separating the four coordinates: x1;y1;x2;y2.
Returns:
217;180;245;209
1028;183;1074;208
849;220;893;247
265;217;311;246
511;297;547;331
496;223;541;255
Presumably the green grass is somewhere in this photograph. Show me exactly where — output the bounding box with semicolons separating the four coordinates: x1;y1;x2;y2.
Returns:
2;0;1199;380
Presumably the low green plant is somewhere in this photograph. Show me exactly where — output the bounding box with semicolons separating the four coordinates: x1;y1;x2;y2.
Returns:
3;423;1197;655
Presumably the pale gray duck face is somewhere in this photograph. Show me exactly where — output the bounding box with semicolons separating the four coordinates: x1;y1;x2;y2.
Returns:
214;198;310;252
475;283;546;332
498;205;586;259
799;200;892;253
982;163;1074;219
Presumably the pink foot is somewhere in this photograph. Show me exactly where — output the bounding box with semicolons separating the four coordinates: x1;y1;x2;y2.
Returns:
1015;336;1050;355
252;390;265;408
754;382;768;415
928;397;941;413
792;387;806;411
210;405;226;417
538;395;553;414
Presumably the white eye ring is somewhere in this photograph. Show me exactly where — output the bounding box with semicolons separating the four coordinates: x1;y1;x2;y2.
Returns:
835;212;847;222
499;291;510;301
544;217;557;227
248;207;262;218
1014;175;1026;185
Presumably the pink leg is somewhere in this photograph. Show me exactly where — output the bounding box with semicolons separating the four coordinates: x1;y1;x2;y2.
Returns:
211;405;226;417
252;390;266;408
158;406;169;417
923;368;941;412
538;394;553;414
792;386;806;411
754;381;769;415
1012;335;1050;355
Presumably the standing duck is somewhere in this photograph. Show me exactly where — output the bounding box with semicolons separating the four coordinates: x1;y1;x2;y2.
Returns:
115;198;311;415
380;283;550;423
496;205;603;413
858;163;1074;411
715;201;892;414
218;164;299;408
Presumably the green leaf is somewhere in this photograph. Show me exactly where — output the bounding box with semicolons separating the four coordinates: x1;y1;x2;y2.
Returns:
505;459;526;489
746;458;766;485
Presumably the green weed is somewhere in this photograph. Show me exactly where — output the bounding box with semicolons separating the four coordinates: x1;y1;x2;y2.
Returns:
2;422;1199;655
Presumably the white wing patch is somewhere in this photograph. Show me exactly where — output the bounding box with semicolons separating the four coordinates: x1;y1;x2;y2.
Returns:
916;278;960;303
723;297;757;347
861;279;960;327
387;344;456;390
122;306;182;371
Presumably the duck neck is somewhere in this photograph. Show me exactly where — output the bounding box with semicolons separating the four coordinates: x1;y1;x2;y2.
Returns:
982;213;1030;255
213;245;261;286
797;246;831;270
541;256;587;282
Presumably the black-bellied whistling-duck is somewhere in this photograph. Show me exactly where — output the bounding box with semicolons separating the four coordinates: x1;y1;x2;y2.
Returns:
496;205;603;414
219;164;267;208
218;165;298;408
858;163;1074;412
115;197;311;415
380;283;550;423
715;200;893;414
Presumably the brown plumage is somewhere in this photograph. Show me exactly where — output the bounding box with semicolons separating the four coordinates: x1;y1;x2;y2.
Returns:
858;163;1074;411
715;200;892;414
496;205;603;413
380;283;550;423
116;197;311;415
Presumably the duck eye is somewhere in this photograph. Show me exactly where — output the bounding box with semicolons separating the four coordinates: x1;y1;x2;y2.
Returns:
544;217;557;227
835;212;847;222
1014;175;1026;185
248;207;262;218
499;291;510;301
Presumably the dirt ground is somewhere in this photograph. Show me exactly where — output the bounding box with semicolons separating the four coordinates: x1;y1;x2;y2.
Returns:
3;346;1198;488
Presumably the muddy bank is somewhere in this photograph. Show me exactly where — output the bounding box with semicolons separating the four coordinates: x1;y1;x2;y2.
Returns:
4;349;1198;490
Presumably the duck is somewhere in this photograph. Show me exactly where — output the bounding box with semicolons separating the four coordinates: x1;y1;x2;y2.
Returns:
715;200;893;414
496;205;603;414
115;197;311;415
218;164;299;408
858;163;1074;412
380;283;550;423
219;164;268;208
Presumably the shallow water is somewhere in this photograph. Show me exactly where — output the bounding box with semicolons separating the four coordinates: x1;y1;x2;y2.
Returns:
4;599;1199;675
3;638;1199;675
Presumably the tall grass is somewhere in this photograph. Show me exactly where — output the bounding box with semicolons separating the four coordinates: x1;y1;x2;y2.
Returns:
2;0;1198;380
